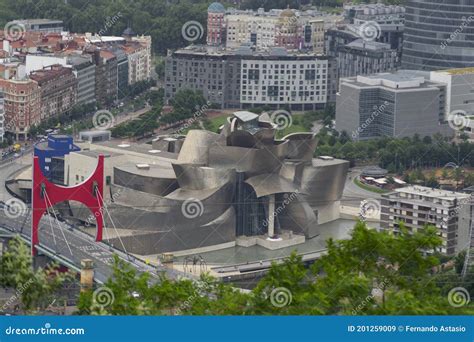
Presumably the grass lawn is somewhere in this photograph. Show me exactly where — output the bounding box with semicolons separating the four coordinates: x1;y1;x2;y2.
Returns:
204;115;229;133
354;177;389;194
204;113;310;137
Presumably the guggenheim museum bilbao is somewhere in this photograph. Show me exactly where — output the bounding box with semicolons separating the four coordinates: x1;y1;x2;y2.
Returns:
10;111;348;256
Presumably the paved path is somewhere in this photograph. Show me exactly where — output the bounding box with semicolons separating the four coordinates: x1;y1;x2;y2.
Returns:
342;168;382;206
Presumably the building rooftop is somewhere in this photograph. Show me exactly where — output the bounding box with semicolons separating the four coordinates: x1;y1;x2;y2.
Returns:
12;19;64;25
208;2;226;13
345;38;392;51
342;70;441;90
442;67;474;76
74;149;121;158
312;156;348;167
29;64;73;83
392;185;470;200
115;163;176;179
234;111;259;122
79;130;111;137
66;55;93;69
173;44;327;59
86;139;179;160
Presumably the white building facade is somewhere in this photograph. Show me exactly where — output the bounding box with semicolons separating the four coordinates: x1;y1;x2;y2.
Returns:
240;56;328;110
381;186;472;255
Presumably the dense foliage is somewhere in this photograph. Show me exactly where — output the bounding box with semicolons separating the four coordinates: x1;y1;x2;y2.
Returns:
316;132;474;172
76;221;474;315
111;88;164;138
0;237;72;313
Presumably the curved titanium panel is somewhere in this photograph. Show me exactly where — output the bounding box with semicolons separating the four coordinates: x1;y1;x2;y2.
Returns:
103;182;234;234
282;132;318;161
177;130;222;165
208;141;289;177
278;196;318;238
114;165;178;197
227;130;257;148
106;206;236;255
245;173;303;198
172;163;236;190
300;159;349;205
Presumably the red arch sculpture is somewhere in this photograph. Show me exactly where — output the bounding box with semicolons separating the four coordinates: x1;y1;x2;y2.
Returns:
31;155;104;255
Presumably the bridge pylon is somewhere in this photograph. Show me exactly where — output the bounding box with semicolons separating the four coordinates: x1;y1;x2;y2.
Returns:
31;155;105;255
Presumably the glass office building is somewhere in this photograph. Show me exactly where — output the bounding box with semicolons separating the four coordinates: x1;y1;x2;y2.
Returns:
402;0;474;70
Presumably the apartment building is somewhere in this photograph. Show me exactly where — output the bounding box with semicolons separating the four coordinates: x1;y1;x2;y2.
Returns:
29;64;77;120
0;79;40;140
207;3;342;52
336;39;398;79
165;45;332;110
25;54;96;106
381;186;472;255
127;36;152;85
67;55;96;106
240;52;328;110
109;47;129;98
92;50;118;107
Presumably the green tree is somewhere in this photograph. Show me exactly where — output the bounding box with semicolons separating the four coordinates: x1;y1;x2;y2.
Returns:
77;222;474;315
1;236;71;313
161;89;207;125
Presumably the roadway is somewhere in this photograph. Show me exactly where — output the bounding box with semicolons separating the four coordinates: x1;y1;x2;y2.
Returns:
341;167;382;206
0;154;190;283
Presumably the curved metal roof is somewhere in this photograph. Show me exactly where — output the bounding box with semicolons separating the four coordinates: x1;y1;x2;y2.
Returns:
245;174;304;198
